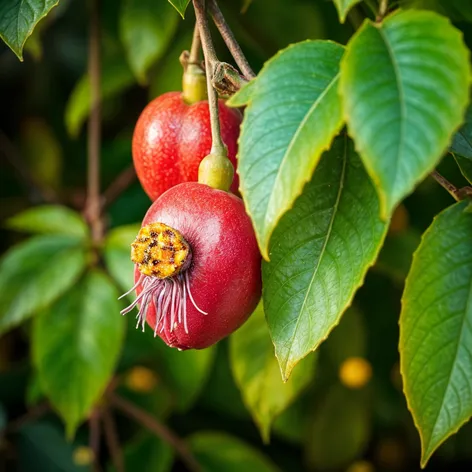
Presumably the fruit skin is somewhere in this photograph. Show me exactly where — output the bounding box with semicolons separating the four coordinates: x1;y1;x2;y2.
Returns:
134;182;261;349
132;92;241;200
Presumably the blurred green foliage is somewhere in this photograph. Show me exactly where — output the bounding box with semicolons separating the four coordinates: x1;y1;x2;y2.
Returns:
0;0;471;471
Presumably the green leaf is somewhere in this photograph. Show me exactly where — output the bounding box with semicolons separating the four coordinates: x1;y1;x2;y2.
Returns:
454;154;472;185
149;341;216;412
229;304;316;442
0;0;59;60
18;422;89;472
120;0;179;84
188;432;280;472
167;0;190;18
103;224;140;294
306;385;370;469
450;105;472;160
33;270;125;437
6;205;89;238
340;10;471;219
0;235;87;335
333;0;362;23
65;56;135;137
400;200;472;466
110;433;173;472
232;40;345;259
263;135;388;380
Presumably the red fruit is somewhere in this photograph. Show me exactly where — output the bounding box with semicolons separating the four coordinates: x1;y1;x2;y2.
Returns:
121;182;261;349
132;92;242;200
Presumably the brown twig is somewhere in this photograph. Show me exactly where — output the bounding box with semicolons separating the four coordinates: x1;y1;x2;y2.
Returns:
208;0;255;79
430;170;472;201
100;165;136;212
0;129;58;204
85;0;104;243
110;394;201;472
89;409;102;472
102;408;124;472
1;402;50;435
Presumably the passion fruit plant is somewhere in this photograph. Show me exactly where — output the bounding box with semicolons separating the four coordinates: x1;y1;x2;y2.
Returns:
0;0;472;471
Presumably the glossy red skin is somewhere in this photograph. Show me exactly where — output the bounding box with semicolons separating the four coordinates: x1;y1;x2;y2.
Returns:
134;183;261;349
132;92;242;200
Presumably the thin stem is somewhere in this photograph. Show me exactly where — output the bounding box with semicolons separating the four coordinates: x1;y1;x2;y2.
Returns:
89;409;102;472
110;394;201;472
0;129;58;204
430;171;460;201
101;165;136;212
208;0;255;79
378;0;388;20
189;24;201;64
102;408;124;472
193;0;226;155
1;402;49;435
85;0;104;243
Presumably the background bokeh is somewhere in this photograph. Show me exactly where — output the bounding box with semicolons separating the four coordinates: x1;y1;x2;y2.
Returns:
1;0;472;471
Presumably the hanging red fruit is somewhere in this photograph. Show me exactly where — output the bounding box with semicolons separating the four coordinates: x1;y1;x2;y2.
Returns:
132;92;242;201
120;182;261;349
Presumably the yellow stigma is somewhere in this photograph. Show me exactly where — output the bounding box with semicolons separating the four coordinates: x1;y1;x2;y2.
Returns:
131;222;191;279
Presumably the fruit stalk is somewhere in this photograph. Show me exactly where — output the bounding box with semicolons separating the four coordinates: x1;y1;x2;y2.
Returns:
193;0;227;157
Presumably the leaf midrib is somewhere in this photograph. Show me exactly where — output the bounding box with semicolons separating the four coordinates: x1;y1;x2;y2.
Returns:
376;24;406;200
282;137;348;371
263;73;341;240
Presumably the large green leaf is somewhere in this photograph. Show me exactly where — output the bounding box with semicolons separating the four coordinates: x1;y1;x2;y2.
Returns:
6;205;89;238
0;235;87;335
167;0;190;18
333;0;362;23
263;135;388;380
149;340;216;412
65;56;135;137
340;10;471;219
33;270;125;437
306;385;370;469
228;40;345;259
450;105;472;159
120;0;179;84
103;224;140;294
110;433;173;472
0;0;59;60
188;432;280;472
400;201;472;466
229;304;316;442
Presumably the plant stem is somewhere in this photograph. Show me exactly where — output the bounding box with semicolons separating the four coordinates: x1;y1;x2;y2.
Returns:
189;24;201;64
430;171;460;201
101;165;136;211
89;409;102;472
378;0;388;20
0;129;58;204
1;402;49;435
208;0;255;79
110;394;200;472
102;408;124;472
85;0;104;243
193;0;226;156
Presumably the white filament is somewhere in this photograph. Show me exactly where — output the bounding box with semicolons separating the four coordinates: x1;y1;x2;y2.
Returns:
120;271;207;336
